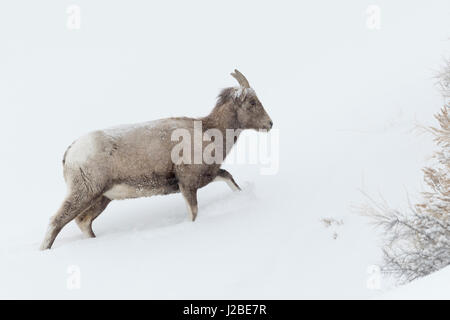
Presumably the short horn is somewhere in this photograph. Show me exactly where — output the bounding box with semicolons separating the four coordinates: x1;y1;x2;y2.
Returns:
231;69;250;88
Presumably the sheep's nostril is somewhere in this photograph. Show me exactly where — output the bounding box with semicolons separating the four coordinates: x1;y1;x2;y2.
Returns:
269;120;273;128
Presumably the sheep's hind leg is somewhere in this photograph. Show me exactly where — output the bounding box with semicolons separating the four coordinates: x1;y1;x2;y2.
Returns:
179;184;198;221
214;169;241;191
40;191;97;250
75;196;111;238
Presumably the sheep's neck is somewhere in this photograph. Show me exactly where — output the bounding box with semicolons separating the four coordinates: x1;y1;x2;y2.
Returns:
201;102;242;159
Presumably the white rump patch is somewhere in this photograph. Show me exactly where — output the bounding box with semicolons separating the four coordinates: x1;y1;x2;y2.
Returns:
65;134;97;165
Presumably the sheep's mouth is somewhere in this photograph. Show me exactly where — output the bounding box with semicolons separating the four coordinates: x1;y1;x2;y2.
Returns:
259;126;272;131
261;121;273;131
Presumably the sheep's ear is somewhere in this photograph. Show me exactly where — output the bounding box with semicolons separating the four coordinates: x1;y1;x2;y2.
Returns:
233;87;247;104
240;89;248;102
231;69;250;88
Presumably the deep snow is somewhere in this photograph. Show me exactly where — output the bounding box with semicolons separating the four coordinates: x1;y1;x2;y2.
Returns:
0;1;449;299
382;266;450;299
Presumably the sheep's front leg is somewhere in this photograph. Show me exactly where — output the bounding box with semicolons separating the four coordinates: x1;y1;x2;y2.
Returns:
214;169;241;191
179;184;198;221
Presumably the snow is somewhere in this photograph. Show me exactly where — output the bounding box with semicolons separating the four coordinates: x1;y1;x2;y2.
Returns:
381;267;450;300
102;120;158;137
0;1;449;299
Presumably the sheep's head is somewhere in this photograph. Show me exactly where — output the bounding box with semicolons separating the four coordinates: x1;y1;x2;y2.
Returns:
231;69;273;131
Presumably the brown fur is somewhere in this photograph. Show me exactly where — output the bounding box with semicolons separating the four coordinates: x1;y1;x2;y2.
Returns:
40;70;272;250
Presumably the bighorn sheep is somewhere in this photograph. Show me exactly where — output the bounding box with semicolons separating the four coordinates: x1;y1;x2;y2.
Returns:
40;70;273;250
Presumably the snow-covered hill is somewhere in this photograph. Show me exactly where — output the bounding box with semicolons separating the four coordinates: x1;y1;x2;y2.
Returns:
382;267;450;300
0;1;449;299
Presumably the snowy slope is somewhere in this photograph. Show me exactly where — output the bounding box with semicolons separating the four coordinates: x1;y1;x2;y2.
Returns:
382;267;450;300
0;1;449;299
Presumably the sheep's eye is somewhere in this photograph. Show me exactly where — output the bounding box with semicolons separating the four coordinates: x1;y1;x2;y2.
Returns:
250;100;256;106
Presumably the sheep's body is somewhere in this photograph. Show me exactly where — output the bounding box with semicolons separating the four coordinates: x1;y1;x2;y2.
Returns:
40;70;272;250
64;118;193;200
